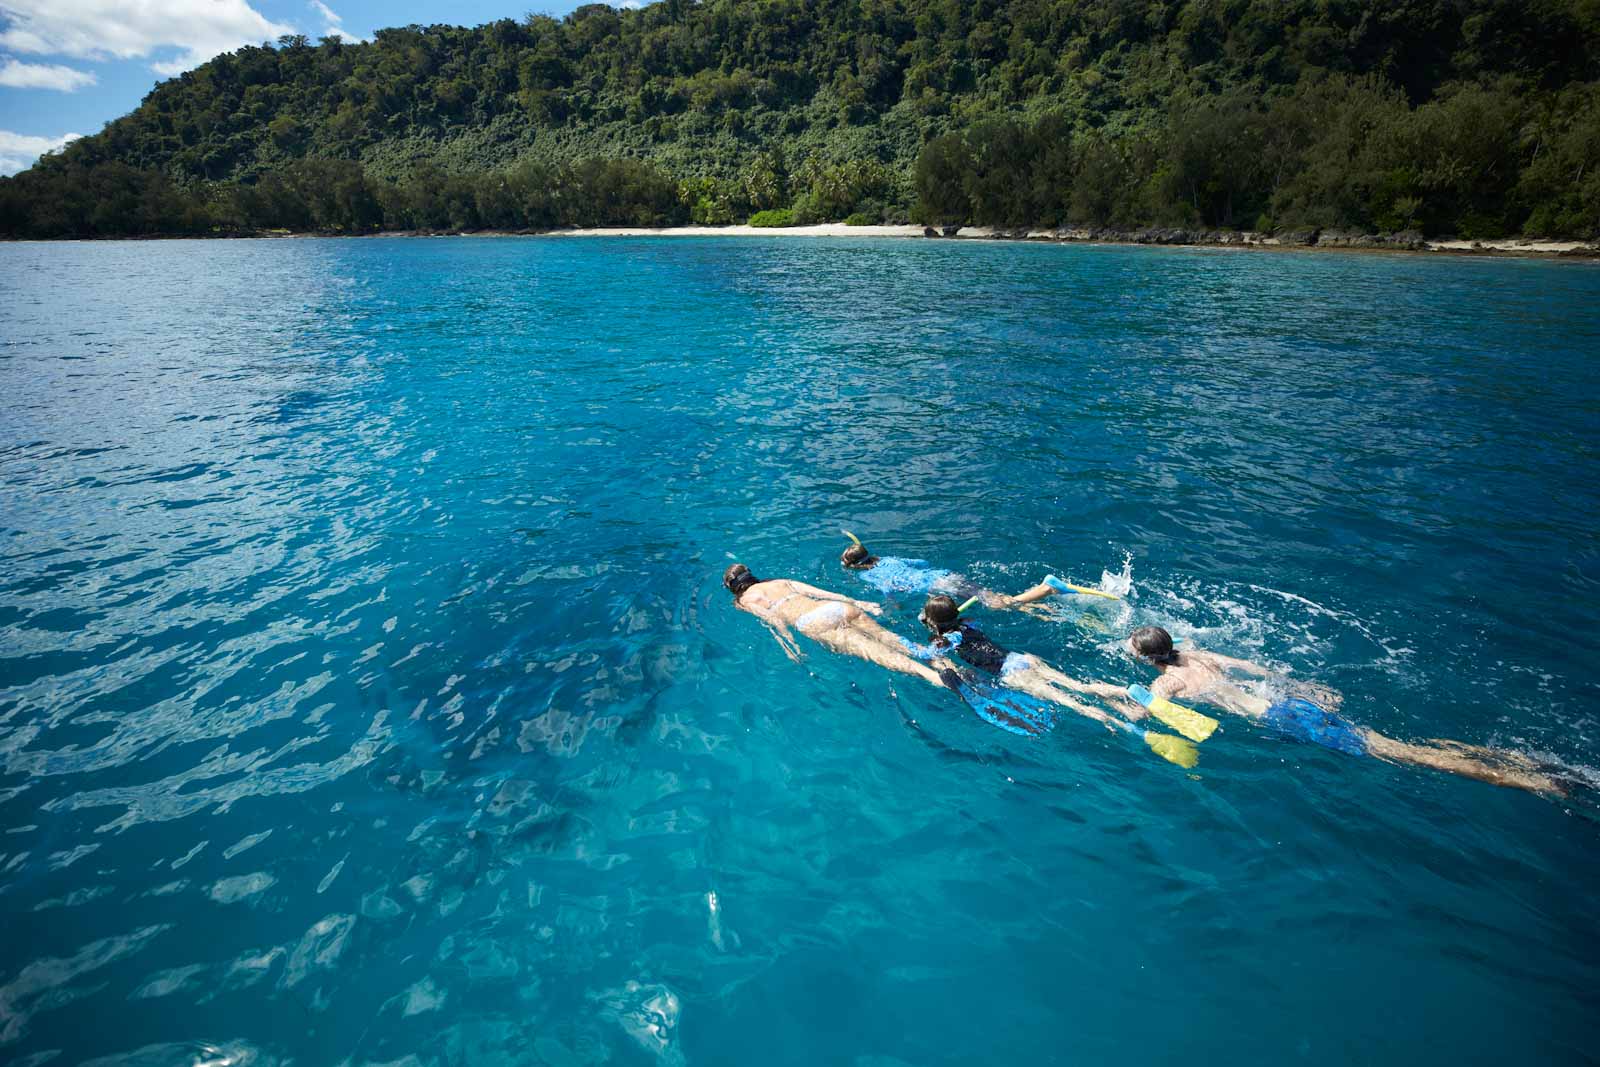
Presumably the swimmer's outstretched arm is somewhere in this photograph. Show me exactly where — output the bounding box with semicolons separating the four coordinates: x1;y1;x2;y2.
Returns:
737;601;804;662
765;623;804;662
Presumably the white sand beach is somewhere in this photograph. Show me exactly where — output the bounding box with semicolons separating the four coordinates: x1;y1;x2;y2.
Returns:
1426;237;1593;253
545;223;930;238
537;223;1595;257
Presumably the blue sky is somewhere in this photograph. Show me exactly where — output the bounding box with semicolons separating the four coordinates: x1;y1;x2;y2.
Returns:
0;0;615;174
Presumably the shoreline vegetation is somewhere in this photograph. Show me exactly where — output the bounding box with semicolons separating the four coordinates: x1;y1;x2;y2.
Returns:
15;224;1596;259
3;2;1596;245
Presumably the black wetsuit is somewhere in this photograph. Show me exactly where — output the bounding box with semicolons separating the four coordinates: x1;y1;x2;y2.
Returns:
941;622;1010;675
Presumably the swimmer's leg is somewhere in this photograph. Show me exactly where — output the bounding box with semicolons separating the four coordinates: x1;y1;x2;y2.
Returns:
803;617;947;688
1000;575;1118;608
937;580;1009;610
849;615;974;676
998;580;1058;608
855;614;931;655
1363;731;1565;797
1420;737;1543;770
1004;670;1119;731
1025;660;1130;703
1005;669;1200;766
832;612;946;662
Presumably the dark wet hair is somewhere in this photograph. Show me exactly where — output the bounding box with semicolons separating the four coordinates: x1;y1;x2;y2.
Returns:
921;594;962;634
1130;625;1178;664
840;544;878;569
723;563;759;598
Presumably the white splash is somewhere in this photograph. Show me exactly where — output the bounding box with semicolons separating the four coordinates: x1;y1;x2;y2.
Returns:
706;889;724;950
1098;552;1135;598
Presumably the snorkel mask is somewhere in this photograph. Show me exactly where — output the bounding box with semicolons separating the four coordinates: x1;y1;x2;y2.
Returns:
723;564;756;596
840;529;875;569
920;595;980;635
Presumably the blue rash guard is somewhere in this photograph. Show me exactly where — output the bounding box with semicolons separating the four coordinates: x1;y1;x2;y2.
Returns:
856;556;955;595
1265;697;1368;757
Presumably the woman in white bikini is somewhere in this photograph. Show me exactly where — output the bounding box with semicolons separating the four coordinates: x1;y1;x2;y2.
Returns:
722;563;951;688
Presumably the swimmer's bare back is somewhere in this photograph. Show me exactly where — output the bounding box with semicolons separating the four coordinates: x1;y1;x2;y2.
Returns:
738;579;877;627
1151;651;1274;718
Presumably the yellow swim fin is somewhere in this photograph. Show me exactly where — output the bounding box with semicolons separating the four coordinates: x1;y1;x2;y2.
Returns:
1044;574;1121;600
1148;699;1219;743
1113;719;1199;769
1143;731;1199;769
1127;684;1219;743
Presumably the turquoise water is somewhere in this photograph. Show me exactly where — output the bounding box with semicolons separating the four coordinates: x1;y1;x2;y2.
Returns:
2;236;1598;1066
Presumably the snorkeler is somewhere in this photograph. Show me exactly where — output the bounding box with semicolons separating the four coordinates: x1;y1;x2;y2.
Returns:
918;594;1128;726
839;531;1114;606
1123;625;1565;796
919;594;1200;764
723;563;952;688
726;564;1085;733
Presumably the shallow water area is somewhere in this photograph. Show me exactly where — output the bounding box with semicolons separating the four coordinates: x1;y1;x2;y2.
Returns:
1;236;1598;1066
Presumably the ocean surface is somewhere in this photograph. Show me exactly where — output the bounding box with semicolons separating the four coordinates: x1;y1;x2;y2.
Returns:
2;235;1598;1067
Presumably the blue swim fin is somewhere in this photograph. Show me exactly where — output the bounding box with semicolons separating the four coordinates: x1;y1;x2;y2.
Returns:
940;669;1055;736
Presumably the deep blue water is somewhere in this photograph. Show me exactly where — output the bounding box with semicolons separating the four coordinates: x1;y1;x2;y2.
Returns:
2;236;1598;1067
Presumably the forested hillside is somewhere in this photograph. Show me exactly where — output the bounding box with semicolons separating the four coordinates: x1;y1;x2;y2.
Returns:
3;0;1598;238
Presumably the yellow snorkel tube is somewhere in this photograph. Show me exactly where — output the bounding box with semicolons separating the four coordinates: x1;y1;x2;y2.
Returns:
842;529;863;548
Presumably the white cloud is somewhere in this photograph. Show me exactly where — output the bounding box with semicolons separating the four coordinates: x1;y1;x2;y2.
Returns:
308;0;366;43
0;0;294;77
0;56;96;90
0;129;80;175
